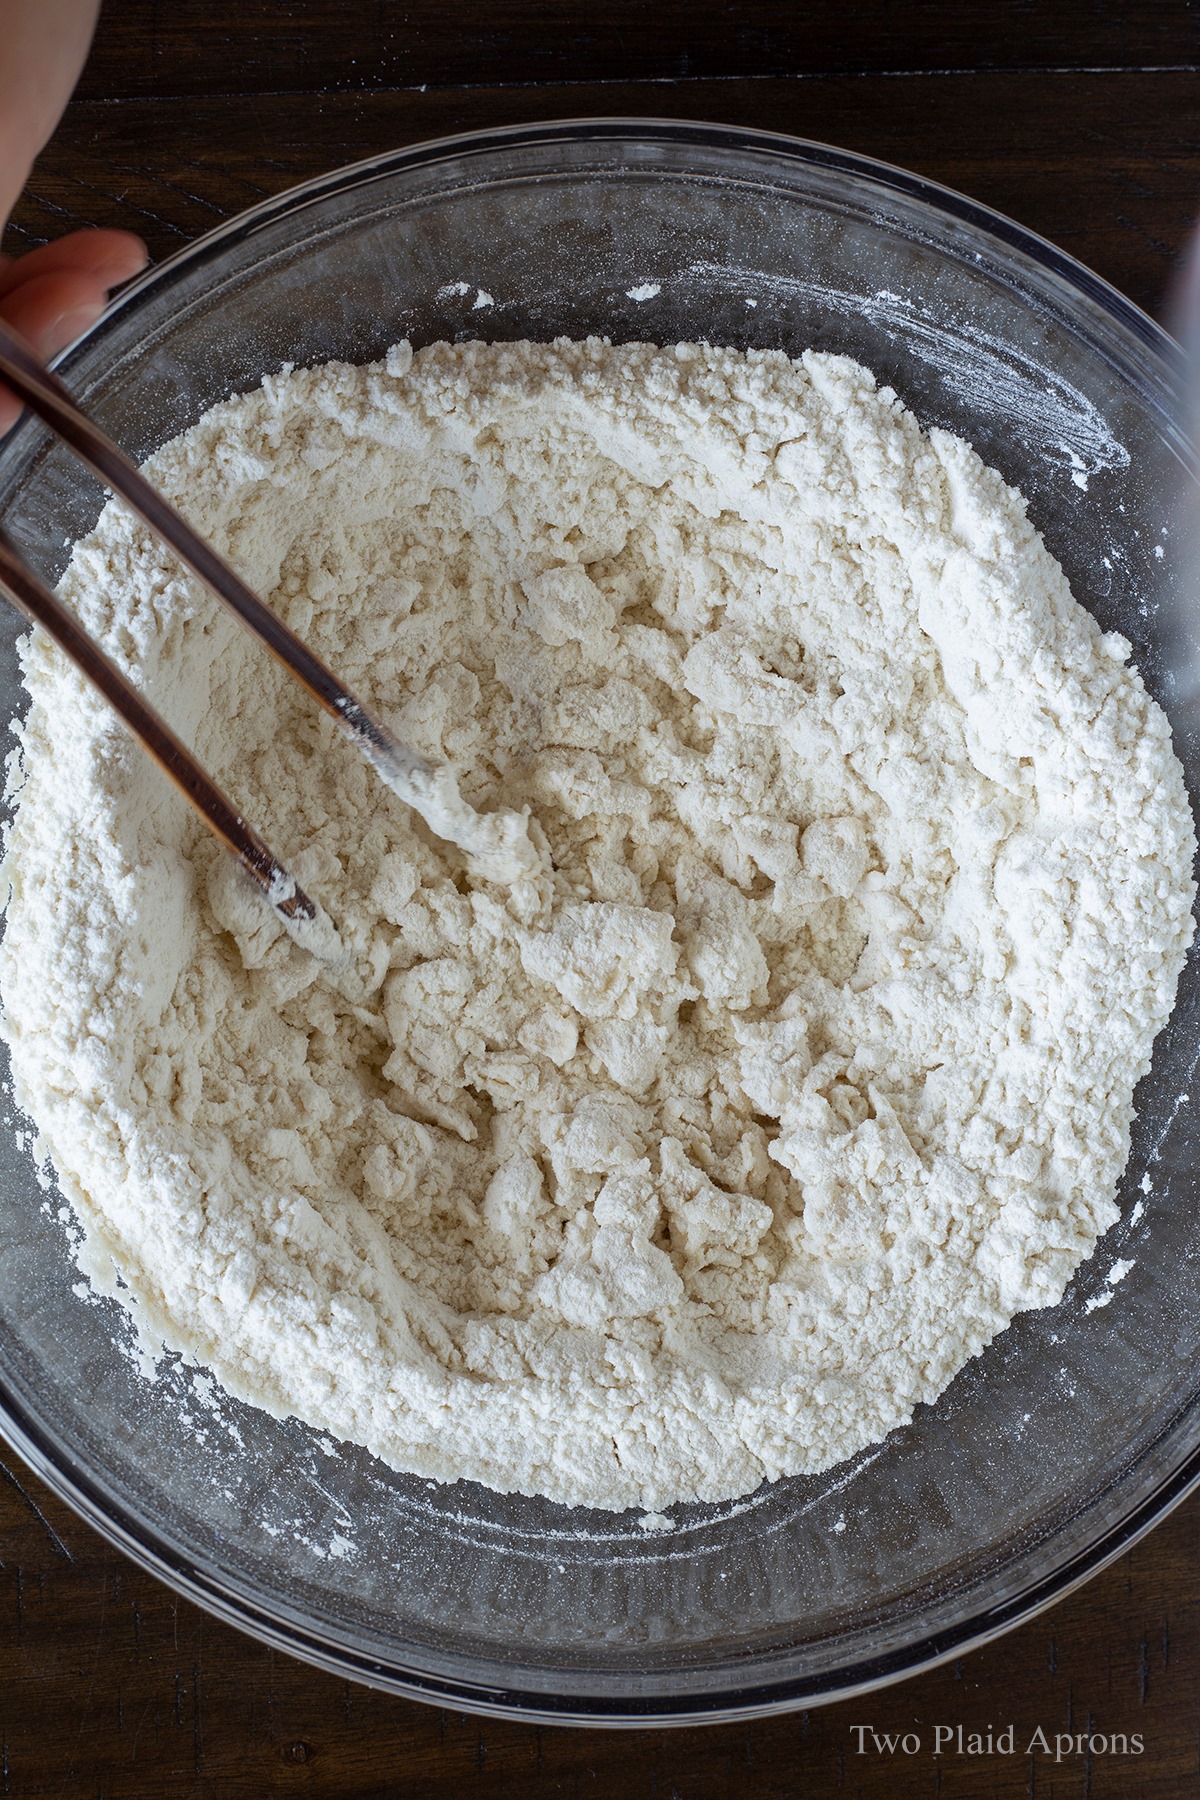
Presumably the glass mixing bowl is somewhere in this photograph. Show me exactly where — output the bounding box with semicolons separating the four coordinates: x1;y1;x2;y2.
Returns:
0;120;1197;1726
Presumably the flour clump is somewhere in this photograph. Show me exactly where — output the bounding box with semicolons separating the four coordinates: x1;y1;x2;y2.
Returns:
1;338;1194;1511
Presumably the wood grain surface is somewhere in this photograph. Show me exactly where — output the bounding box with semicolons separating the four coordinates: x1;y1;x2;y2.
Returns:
4;2;1200;1795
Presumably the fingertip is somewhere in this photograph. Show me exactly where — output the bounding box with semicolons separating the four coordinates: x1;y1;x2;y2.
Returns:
91;231;150;291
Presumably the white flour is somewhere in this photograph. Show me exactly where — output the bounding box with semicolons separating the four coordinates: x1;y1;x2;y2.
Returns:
1;339;1194;1512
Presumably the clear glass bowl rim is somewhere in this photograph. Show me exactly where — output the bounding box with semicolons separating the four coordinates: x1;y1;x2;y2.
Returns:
0;115;1194;1727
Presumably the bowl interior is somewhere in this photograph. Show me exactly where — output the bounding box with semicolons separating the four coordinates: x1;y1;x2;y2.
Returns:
0;123;1198;1721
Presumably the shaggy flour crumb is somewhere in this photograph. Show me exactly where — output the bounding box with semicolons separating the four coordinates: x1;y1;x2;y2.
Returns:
1;339;1194;1511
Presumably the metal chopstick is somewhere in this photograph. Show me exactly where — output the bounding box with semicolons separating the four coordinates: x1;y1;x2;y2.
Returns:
0;319;437;792
0;526;321;925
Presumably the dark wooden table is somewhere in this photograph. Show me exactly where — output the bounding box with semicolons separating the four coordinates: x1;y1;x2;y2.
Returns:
4;4;1200;1794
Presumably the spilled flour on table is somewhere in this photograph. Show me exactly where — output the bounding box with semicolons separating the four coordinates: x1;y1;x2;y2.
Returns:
0;338;1193;1511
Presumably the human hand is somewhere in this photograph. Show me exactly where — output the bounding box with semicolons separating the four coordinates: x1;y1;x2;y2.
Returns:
0;230;147;432
0;0;146;433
